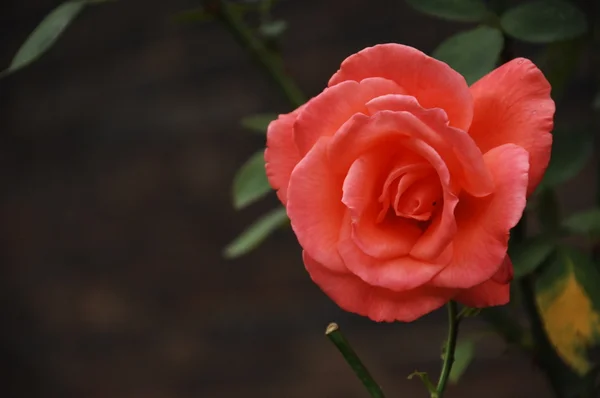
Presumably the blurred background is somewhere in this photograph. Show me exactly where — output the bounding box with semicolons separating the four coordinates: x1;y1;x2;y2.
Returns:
0;0;596;397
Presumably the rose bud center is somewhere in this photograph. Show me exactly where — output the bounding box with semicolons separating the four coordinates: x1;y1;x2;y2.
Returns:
377;159;442;224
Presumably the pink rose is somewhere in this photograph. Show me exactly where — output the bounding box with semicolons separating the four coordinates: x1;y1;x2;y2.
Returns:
265;44;554;322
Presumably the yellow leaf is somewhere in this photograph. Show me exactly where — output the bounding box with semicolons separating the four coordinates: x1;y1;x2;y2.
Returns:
536;252;600;374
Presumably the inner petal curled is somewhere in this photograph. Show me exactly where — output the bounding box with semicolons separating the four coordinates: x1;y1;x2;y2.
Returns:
377;165;442;223
397;174;442;221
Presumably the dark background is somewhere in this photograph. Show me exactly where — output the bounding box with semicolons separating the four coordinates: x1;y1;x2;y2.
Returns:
0;0;595;397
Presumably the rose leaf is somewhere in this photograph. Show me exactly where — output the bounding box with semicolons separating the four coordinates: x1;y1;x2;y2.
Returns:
563;209;600;238
432;26;504;85
449;338;476;384
241;113;278;134
405;0;489;23
3;1;88;77
500;0;588;44
232;150;272;209
510;235;557;280
535;247;600;375
223;207;288;259
537;128;593;191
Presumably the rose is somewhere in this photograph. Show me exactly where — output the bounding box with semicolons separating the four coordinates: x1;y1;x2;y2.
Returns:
265;44;554;322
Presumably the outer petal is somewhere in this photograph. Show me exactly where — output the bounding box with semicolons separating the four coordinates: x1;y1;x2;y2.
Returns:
492;255;514;284
286;138;346;272
431;144;529;288
264;107;304;205
294;77;403;155
366;94;493;197
303;252;457;322
328;43;473;131
468;58;554;195
455;256;513;307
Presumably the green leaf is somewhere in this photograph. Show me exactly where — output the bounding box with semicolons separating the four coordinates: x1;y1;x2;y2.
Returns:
405;0;489;22
223;207;288;258
241;113;278;134
449;339;475;384
4;1;87;75
171;7;214;24
535;247;600;375
480;307;532;348
510;236;556;279
259;20;288;38
538;128;593;190
432;26;504;85
500;0;588;44
537;39;585;100
232;150;271;209
535;188;561;234
563;209;600;237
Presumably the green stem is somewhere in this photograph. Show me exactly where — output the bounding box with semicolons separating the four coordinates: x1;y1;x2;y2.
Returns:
434;301;459;398
325;323;386;398
209;0;306;107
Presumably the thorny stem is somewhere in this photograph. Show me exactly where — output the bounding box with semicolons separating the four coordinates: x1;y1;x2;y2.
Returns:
433;301;460;398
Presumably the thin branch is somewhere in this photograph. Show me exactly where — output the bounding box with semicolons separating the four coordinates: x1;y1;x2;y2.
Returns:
208;0;306;108
325;323;386;398
434;301;459;398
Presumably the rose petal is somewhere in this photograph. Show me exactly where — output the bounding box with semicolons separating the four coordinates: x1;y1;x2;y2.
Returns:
330;111;459;261
468;58;554;195
350;215;422;259
492;255;514;284
294;77;404;155
337;216;446;292
304;251;457;322
287;138;346;272
341;148;423;259
366;94;493;197
431;144;529;288
455;256;513;307
406;139;458;261
265;107;304;205
377;153;430;222
341;145;398;220
329;43;473;131
394;174;441;221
